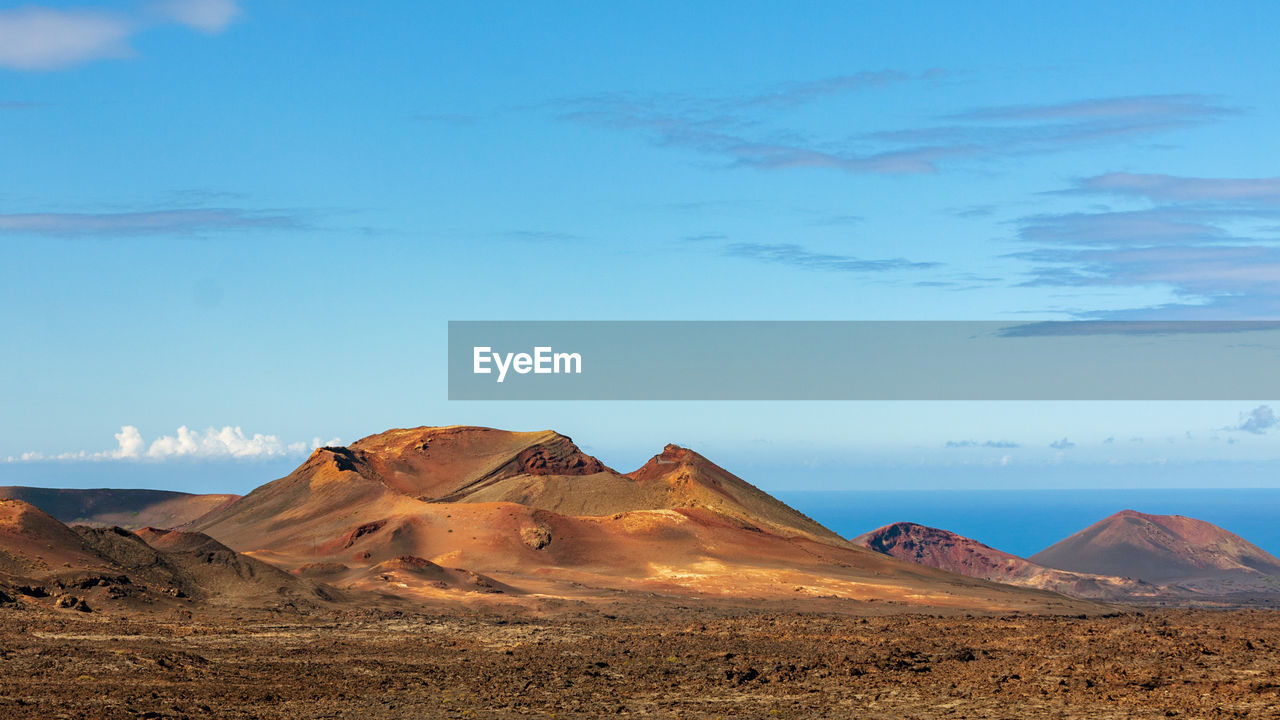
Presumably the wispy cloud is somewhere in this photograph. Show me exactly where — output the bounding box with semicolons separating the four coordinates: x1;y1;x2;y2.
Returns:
945;204;998;219
559;85;1231;175
948;95;1225;122
0;1;241;71
1017;245;1280;294
560;92;960;174
1065;172;1280;206
500;229;584;242
6;425;340;463
1016;207;1238;247
945;440;1020;448
1012;173;1280;318
725;242;940;273
0;208;300;237
1234;405;1278;435
0;6;132;70
726;71;909;109
998;320;1280;337
152;0;241;34
556;71;960;175
869;96;1228;153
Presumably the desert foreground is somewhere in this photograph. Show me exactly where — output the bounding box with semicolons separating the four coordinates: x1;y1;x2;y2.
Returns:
2;602;1277;719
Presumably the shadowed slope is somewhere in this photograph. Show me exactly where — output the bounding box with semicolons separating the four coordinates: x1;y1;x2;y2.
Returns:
0;486;238;530
121;527;338;602
855;521;1160;601
0;498;340;611
1031;510;1280;593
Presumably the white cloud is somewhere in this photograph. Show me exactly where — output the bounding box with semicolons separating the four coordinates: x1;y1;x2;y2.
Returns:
0;1;241;71
0;6;133;70
153;0;241;34
5;425;339;463
145;425;316;459
113;425;145;458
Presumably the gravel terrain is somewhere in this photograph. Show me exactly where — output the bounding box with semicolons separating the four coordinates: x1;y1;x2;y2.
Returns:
2;602;1277;719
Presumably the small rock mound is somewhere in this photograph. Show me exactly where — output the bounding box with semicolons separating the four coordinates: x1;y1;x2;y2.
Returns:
520;525;552;550
54;594;91;612
294;562;350;578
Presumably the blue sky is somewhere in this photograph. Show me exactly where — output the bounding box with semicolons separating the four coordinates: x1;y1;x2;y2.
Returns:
2;1;1280;492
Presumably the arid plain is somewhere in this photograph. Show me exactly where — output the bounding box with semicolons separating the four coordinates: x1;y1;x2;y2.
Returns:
3;604;1279;719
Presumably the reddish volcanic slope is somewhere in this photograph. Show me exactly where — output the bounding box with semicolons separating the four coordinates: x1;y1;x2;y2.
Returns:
854;522;1159;601
463;441;840;542
0;486;239;530
189;426;1093;612
191;427;843;555
0;499;115;579
1030;510;1280;593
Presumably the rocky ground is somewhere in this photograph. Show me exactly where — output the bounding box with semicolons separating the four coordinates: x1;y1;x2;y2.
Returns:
1;601;1277;719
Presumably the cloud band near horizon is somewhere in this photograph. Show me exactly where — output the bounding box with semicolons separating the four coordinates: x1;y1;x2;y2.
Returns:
6;425;341;463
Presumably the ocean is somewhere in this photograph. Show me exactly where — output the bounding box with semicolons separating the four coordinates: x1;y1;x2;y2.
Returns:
779;488;1280;558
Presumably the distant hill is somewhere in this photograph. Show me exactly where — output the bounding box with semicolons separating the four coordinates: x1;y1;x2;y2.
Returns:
0;497;334;612
1030;509;1280;594
0;498;116;579
854;521;1160;601
0;486;238;529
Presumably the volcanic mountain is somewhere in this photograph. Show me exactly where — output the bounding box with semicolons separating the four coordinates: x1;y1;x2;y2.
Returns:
188;426;1095;612
79;526;336;604
1030;510;1280;594
854;522;1160;601
0;498;117;580
0;498;332;611
0;486;238;529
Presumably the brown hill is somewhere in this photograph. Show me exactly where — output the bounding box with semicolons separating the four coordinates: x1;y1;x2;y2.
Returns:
189;426;1096;612
0;499;115;580
0;486;238;529
0;498;337;612
461;441;841;542
105;526;337;603
1030;510;1280;594
854;522;1160;601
